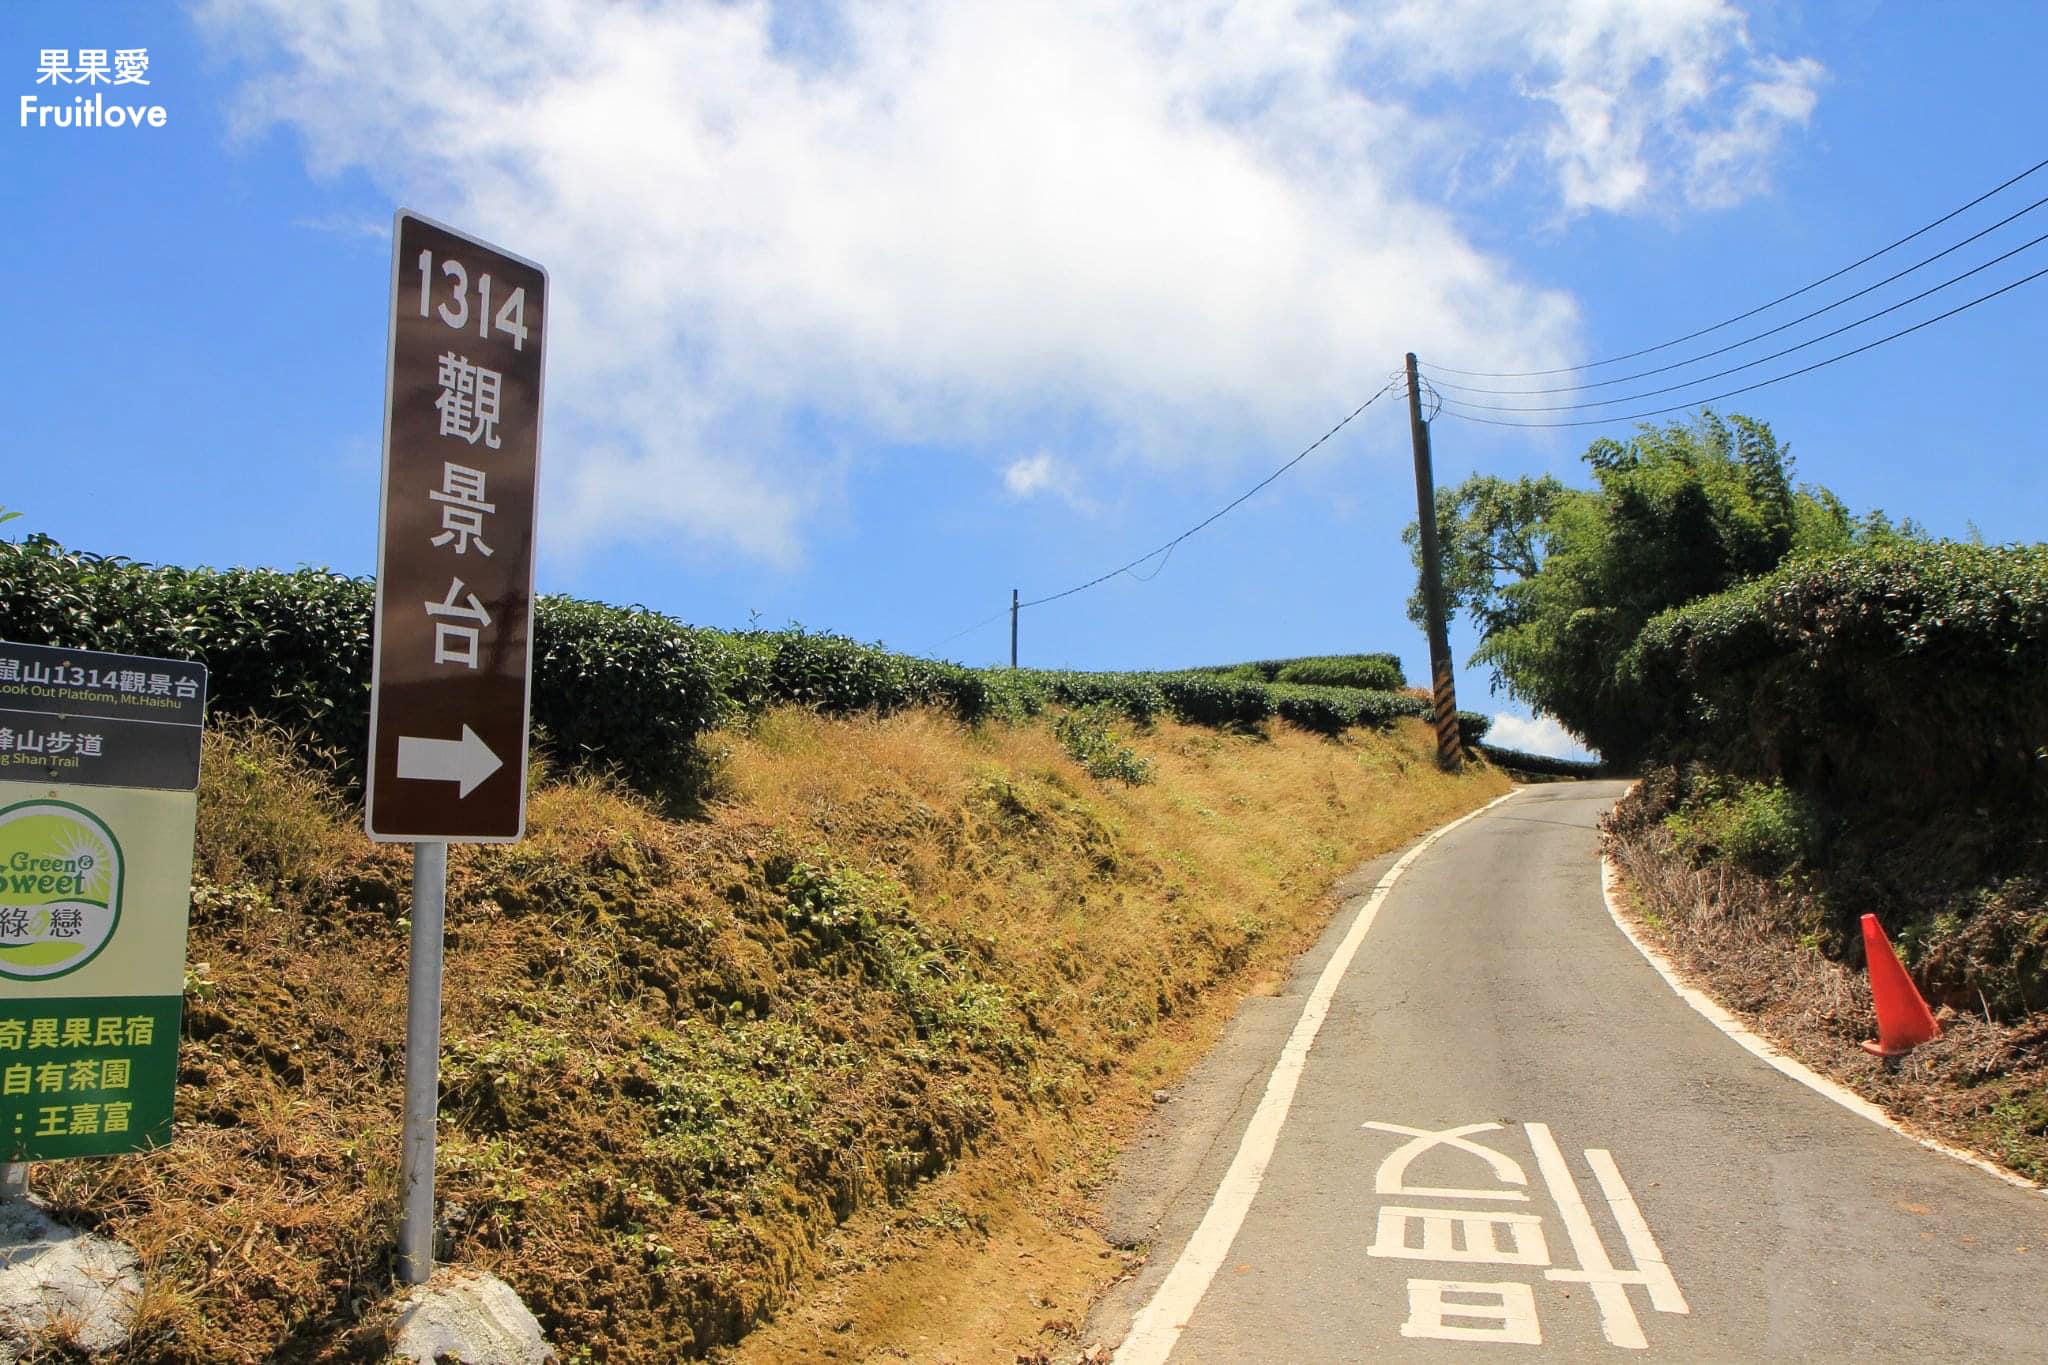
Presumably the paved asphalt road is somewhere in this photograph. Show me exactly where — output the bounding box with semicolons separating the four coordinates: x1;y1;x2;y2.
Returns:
1087;781;2048;1362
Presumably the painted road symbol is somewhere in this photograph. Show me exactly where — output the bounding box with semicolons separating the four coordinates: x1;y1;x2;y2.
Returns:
1362;1119;1689;1349
366;211;547;843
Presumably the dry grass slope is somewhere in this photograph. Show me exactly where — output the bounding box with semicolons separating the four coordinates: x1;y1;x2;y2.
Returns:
23;709;1504;1362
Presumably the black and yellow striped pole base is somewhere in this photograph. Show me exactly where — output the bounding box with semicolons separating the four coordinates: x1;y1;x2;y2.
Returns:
1431;658;1463;769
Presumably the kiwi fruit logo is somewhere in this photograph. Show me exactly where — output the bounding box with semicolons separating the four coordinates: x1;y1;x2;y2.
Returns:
0;801;124;982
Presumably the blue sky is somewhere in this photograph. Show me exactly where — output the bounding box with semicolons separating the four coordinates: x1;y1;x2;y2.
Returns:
4;1;2044;760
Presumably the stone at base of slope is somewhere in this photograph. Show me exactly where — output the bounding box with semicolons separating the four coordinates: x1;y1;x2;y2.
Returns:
388;1267;556;1365
0;1198;143;1360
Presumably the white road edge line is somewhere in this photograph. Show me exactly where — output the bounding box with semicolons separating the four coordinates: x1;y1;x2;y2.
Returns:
1113;788;1524;1365
1599;852;2048;1199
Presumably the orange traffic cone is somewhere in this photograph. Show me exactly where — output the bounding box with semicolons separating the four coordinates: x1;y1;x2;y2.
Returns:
1859;913;1941;1057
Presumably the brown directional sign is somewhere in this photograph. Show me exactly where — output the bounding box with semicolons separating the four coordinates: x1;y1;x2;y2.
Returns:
366;211;546;842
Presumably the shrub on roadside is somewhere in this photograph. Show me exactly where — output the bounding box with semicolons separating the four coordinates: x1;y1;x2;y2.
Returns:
1662;776;1821;878
1626;540;2048;815
1476;745;1602;780
1050;708;1154;785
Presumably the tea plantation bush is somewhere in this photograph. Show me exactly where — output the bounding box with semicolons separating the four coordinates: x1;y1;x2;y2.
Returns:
0;537;748;801
1272;655;1406;691
1626;540;2048;813
983;669;1488;746
1475;745;1603;780
1155;673;1273;728
739;629;991;724
1039;670;1169;723
0;535;1473;803
1192;652;1406;691
0;536;377;759
530;597;742;802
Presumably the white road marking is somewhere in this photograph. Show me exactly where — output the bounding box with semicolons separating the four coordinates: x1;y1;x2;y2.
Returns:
1363;1120;1533;1201
1400;1279;1543;1345
1112;788;1523;1365
1368;1206;1550;1265
1525;1122;1650;1350
1585;1149;1689;1315
1599;853;2048;1199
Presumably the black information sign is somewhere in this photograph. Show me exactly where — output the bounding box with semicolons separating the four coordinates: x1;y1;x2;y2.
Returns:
0;642;206;791
366;211;546;843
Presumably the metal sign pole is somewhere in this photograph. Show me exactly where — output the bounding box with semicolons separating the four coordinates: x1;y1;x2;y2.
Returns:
397;839;448;1285
369;211;544;1287
0;1163;26;1202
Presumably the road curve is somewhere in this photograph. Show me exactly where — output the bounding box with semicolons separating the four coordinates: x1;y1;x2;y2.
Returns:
1088;781;2048;1362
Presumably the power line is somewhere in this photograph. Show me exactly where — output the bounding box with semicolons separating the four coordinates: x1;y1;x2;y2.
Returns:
918;382;1395;656
1429;227;2048;414
925;605;1012;653
1431;260;2048;429
1427;154;2048;379
1017;380;1396;610
1125;540;1178;583
1427;191;2048;397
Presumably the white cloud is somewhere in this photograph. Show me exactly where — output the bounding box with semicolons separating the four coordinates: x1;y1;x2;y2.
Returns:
1003;454;1057;498
1003;452;1092;511
196;1;1819;563
1371;0;1823;216
1486;711;1597;762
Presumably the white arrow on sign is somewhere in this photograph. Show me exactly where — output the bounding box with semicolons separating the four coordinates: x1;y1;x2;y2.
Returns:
396;725;503;798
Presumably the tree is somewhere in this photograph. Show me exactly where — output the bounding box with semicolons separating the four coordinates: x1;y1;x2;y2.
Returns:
1406;411;1860;766
1400;473;1575;638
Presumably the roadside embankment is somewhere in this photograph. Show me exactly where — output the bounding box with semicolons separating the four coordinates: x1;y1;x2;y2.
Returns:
1604;773;2048;1187
25;709;1503;1362
1596;539;2046;1185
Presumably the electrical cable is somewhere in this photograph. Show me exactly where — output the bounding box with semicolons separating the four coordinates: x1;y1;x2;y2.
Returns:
924;605;1012;654
1430;227;2048;414
1419;378;1442;421
1433;260;2048;429
1426;154;2048;379
918;382;1394;654
1125;540;1178;583
1426;191;2048;396
1016;380;1396;610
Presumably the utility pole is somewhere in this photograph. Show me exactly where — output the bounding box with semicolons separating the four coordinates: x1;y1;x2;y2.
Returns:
1010;589;1020;669
1405;353;1463;768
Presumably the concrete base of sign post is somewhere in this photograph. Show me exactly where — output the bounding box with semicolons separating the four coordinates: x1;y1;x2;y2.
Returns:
388;1267;555;1365
0;1198;143;1360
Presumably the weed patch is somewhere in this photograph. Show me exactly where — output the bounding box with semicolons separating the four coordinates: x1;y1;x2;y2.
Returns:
1050;709;1154;785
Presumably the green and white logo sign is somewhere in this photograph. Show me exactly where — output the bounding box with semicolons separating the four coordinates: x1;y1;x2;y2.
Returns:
0;800;123;982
